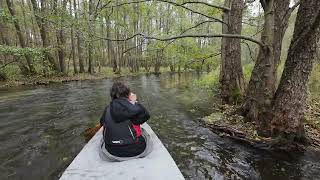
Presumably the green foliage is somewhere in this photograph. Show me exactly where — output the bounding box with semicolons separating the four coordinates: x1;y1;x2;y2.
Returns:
195;67;220;91
1;65;21;80
0;45;45;58
243;63;254;82
0;10;15;22
231;88;243;103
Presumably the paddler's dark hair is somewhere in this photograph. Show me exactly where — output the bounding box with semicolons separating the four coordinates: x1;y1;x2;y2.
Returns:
110;81;131;100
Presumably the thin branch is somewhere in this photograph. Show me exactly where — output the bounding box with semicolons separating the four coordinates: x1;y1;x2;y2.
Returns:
93;0;102;17
181;20;217;34
242;21;259;27
156;0;226;24
187;52;221;65
143;34;265;47
102;0;226;25
95;33;144;42
96;33;265;47
241;41;255;62
119;20;219;54
282;0;300;25
180;1;230;11
122;39;148;54
159;20;219;50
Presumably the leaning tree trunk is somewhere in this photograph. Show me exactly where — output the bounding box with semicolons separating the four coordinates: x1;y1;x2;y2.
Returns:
241;0;292;134
6;0;36;74
241;0;276;129
273;0;291;67
219;0;245;104
270;0;320;141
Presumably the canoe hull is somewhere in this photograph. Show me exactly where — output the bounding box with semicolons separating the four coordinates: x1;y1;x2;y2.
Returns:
59;123;185;180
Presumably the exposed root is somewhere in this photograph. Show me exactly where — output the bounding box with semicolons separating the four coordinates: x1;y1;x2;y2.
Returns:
201;103;320;152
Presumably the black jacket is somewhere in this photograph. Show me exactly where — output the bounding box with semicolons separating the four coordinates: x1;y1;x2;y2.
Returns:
100;98;150;146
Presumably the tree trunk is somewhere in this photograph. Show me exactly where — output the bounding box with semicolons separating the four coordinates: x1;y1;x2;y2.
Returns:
53;0;67;74
74;0;85;73
219;0;245;104
240;0;295;135
0;0;29;75
87;0;94;74
6;0;36;74
70;0;78;74
242;0;275;132
30;0;60;72
270;0;320;141
273;0;291;67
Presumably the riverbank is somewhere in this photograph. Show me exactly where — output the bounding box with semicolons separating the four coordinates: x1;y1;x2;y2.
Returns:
197;64;320;152
200;102;320;152
0;67;169;88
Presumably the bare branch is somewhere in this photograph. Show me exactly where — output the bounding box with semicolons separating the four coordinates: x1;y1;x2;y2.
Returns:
187;52;221;65
95;33;265;47
143;34;265;47
241;41;255;62
242;21;259;27
93;0;102;17
282;0;300;24
121;20;219;54
102;0;226;24
95;33;144;42
180;1;230;11
181;20;218;34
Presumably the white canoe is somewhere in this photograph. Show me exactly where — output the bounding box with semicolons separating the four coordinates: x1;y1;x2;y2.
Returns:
59;123;185;180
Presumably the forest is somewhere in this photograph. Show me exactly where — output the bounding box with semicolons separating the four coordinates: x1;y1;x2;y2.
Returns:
2;0;320;179
1;0;320;147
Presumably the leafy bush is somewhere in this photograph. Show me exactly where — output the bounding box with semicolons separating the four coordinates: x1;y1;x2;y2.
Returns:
194;67;220;91
1;65;21;80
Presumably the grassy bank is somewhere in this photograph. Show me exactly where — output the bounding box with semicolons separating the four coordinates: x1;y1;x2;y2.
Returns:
0;66;171;88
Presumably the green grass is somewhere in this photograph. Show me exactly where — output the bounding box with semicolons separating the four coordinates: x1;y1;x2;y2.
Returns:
194;67;220;91
195;63;254;91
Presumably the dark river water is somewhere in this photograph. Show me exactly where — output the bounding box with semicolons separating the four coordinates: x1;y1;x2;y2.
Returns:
1;73;320;180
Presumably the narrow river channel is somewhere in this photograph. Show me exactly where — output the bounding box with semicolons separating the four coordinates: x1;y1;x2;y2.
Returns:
1;73;320;180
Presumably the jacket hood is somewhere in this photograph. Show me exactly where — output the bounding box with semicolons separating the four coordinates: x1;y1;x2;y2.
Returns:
110;98;142;123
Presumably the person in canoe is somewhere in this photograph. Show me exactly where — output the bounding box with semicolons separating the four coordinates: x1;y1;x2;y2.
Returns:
98;81;153;161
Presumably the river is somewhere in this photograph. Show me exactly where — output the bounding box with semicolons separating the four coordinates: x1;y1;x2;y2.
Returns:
1;73;320;180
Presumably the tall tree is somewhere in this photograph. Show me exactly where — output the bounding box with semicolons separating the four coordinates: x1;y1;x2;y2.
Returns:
241;0;294;130
0;0;29;75
87;0;94;73
30;0;60;72
70;0;78;74
270;0;320;141
53;0;67;74
219;0;245;104
74;0;85;73
5;0;36;74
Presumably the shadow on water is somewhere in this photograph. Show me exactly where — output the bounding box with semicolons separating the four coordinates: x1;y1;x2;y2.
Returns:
0;72;320;180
